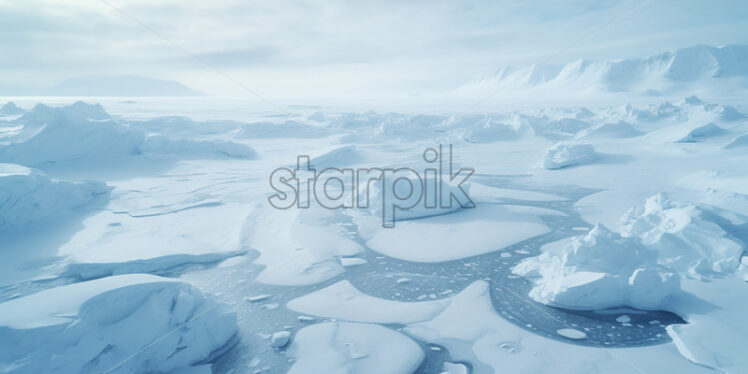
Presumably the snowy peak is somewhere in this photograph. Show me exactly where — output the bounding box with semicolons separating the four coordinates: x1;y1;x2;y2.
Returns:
459;45;748;95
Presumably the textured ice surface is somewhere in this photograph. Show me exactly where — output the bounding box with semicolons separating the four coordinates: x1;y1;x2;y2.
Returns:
513;224;681;310
0;274;237;373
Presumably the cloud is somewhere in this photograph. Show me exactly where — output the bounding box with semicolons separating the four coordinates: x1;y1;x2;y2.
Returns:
0;0;747;98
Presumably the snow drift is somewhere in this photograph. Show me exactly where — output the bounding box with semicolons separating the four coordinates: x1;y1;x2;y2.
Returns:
541;143;597;169
0;274;237;373
0;163;109;232
513;224;681;311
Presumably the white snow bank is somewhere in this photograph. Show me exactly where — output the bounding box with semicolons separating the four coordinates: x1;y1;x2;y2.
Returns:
0;163;108;232
0;274;237;373
287;280;449;324
620;193;745;277
286;322;424;374
541;143;597;170
513;224;681;310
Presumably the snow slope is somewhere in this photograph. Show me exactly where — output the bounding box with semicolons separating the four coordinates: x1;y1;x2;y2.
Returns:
458;44;748;97
0;274;237;373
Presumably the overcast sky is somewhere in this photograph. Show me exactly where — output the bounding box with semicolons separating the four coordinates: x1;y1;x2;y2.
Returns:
1;0;747;98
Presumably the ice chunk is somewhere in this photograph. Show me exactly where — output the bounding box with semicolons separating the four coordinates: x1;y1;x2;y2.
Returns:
541;143;597;170
271;331;291;348
513;224;680;310
556;328;587;339
286;322;423;374
0;163;109;232
0;274;238;374
620;193;745;277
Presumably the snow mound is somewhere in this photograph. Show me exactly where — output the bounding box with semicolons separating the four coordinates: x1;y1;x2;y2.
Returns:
541;143;597;170
577;121;643;139
308;144;359;168
724;134;748;149
513;224;681;310
620;193;745;277
0;102;256;168
286;322;424;374
0;163;109;232
0;274;237;373
674;122;726;143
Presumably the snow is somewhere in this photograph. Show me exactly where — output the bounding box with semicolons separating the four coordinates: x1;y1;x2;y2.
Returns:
457;44;748;98
674;122;726;143
287;280;449;324
271;331;291;348
556;328;587;339
0;102;256;172
242;204;364;285
0;163;109;232
286;322;424;374
0;274;237;373
357;204;551;263
541;143;597;170
359;174;474;225
513;224;681;311
308;144;360;168
2;53;748;374
620;193;745;277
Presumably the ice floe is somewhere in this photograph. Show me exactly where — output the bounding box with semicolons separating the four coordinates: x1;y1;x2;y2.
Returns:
286;322;423;374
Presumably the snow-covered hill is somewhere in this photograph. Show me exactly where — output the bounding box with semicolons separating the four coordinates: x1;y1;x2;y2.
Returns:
458;45;748;97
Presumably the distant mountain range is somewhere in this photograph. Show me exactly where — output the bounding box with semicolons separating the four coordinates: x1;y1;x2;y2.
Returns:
457;45;748;96
46;75;202;97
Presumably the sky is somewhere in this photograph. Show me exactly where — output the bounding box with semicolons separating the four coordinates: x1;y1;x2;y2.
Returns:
1;0;747;99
